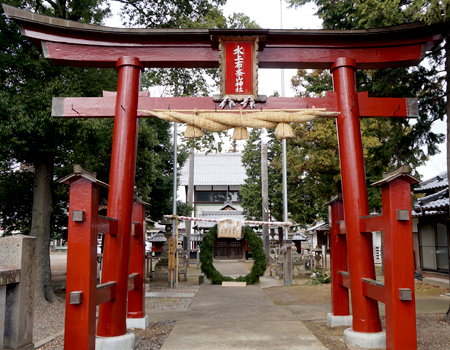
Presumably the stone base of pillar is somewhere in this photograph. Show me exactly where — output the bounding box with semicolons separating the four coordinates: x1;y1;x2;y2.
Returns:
96;331;136;350
344;328;386;349
127;315;149;330
327;313;353;327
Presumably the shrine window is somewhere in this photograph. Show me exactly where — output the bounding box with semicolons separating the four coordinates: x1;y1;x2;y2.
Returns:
196;192;212;202
213;192;227;202
195;190;242;203
228;191;242;202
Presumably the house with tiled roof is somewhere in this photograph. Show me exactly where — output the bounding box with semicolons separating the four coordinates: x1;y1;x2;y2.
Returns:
179;152;247;215
412;171;449;283
179;152;248;258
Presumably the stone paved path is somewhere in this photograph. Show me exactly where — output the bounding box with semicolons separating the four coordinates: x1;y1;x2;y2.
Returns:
152;261;327;350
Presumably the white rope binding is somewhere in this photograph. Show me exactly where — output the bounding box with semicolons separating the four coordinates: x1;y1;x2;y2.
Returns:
164;215;292;227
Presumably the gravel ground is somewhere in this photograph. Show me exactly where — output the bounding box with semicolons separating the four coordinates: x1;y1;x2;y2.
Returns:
36;256;450;349
34;298;66;343
304;314;450;350
264;280;450;349
34;283;197;349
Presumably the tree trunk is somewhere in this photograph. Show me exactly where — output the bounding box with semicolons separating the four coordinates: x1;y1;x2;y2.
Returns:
443;36;450;323
30;157;57;303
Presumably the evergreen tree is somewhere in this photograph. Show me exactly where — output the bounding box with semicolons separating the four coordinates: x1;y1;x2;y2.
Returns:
241;129;284;222
0;0;118;302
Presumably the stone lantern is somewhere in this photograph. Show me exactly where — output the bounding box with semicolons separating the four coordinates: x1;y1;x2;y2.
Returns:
313;246;323;269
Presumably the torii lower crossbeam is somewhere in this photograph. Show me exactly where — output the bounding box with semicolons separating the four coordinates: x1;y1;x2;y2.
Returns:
52;92;417;119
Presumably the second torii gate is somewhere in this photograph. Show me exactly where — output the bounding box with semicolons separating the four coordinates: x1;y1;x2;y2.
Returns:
4;4;447;349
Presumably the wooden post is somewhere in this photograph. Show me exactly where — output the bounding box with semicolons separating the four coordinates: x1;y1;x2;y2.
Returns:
269;253;273;277
379;174;418;349
184;254;188;281
150;258;153;280
168;238;176;288
63;173;100;350
196;247;200;269
275;252;279;276
127;200;146;320
328;194;350;318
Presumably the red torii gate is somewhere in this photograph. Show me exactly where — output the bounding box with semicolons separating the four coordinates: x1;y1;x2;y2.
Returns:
3;5;447;350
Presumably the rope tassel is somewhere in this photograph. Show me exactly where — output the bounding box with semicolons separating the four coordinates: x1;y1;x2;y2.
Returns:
275;123;295;139
232;127;249;140
184;125;204;138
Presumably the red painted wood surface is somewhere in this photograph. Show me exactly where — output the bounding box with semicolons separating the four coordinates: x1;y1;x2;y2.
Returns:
257;45;426;69
362;279;386;304
98;216;118;235
97;57;143;337
225;41;253;95
64;177;98;350
39;41;429;69
127;202;146;319
331;173;418;349
329;198;350;316
331;57;382;333
44;42;219;68
3;5;446;70
337;272;351;289
52;93;415;119
382;177;417;349
96;282;117;306
359;214;384;233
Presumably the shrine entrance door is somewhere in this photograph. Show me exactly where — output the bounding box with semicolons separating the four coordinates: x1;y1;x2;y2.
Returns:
214;238;244;259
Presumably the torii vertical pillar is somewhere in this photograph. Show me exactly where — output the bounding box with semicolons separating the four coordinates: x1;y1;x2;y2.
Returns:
97;57;143;341
331;57;383;335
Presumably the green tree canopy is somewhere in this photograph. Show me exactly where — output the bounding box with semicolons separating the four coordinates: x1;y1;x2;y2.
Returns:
0;0;119;301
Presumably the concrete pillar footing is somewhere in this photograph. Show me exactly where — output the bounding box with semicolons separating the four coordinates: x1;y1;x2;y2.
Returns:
344;328;386;349
96;331;136;350
127;315;149;330
327;313;353;327
14;344;35;350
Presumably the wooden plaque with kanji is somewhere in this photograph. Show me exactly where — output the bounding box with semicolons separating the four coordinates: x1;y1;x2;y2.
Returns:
218;36;259;101
218;219;243;239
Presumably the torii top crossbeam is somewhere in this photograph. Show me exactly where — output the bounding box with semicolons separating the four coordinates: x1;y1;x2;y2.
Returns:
3;4;446;70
